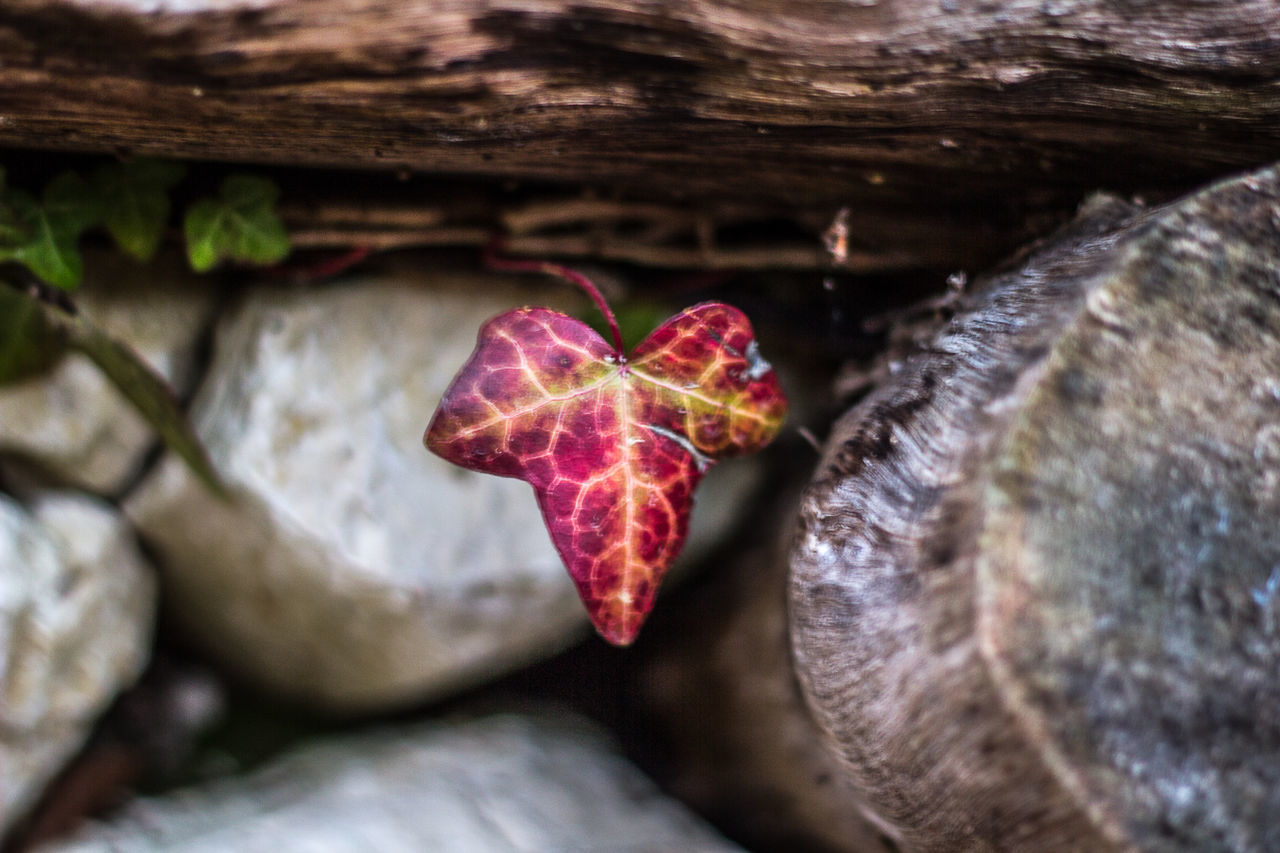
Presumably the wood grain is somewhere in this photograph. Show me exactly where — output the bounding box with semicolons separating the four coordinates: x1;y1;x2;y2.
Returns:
791;165;1280;850
1;1;1279;267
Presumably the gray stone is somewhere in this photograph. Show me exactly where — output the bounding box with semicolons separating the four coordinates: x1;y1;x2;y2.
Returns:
125;262;759;712
43;712;743;853
0;251;218;495
0;493;156;835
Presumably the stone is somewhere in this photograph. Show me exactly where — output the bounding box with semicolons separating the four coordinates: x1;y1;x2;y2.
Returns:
0;250;218;495
125;261;760;712
0;493;156;836
42;712;743;853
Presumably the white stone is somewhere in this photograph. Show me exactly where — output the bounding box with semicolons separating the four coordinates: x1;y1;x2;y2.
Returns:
42;712;742;853
0;251;218;494
125;262;758;712
0;493;156;835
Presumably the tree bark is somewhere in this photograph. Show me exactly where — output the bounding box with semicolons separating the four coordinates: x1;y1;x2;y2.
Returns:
1;0;1279;268
640;499;897;853
790;164;1280;850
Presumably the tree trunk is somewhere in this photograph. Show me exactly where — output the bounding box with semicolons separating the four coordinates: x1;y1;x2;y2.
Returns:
790;164;1280;851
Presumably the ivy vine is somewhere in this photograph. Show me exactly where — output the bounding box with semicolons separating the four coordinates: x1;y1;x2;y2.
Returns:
0;157;292;494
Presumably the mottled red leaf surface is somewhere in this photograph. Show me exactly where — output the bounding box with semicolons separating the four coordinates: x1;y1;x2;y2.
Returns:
425;300;786;645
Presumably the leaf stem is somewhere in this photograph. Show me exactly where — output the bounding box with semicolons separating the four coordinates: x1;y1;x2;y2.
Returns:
484;242;626;356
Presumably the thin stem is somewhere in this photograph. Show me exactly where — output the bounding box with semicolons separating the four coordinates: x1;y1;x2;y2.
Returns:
266;244;373;281
484;242;626;355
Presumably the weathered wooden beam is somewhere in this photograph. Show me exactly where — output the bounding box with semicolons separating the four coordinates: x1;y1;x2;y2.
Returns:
1;0;1278;268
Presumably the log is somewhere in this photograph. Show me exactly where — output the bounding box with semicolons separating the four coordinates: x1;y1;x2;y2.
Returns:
640;499;896;853
2;1;1280;268
789;164;1280;850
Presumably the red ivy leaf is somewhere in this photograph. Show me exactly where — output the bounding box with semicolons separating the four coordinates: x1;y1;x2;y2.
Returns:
425;301;787;645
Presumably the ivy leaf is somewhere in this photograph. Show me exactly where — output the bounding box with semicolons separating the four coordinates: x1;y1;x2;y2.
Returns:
94;159;187;261
184;174;290;272
0;172;103;289
0;282;69;384
0;202;28;248
0;167;31;248
425;300;787;645
43;171;104;234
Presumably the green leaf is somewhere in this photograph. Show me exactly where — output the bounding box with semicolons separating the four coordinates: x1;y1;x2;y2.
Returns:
598;301;675;352
182;199;224;273
0;172;104;289
184;174;290;273
0;189;69;285
43;171;104;234
0;166;29;249
0;198;30;249
94;159;187;261
0;283;69;384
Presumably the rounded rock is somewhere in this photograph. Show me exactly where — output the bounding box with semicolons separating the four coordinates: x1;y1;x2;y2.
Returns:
0;493;155;834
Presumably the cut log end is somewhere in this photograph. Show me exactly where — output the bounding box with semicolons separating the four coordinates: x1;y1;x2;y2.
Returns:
790;165;1280;851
